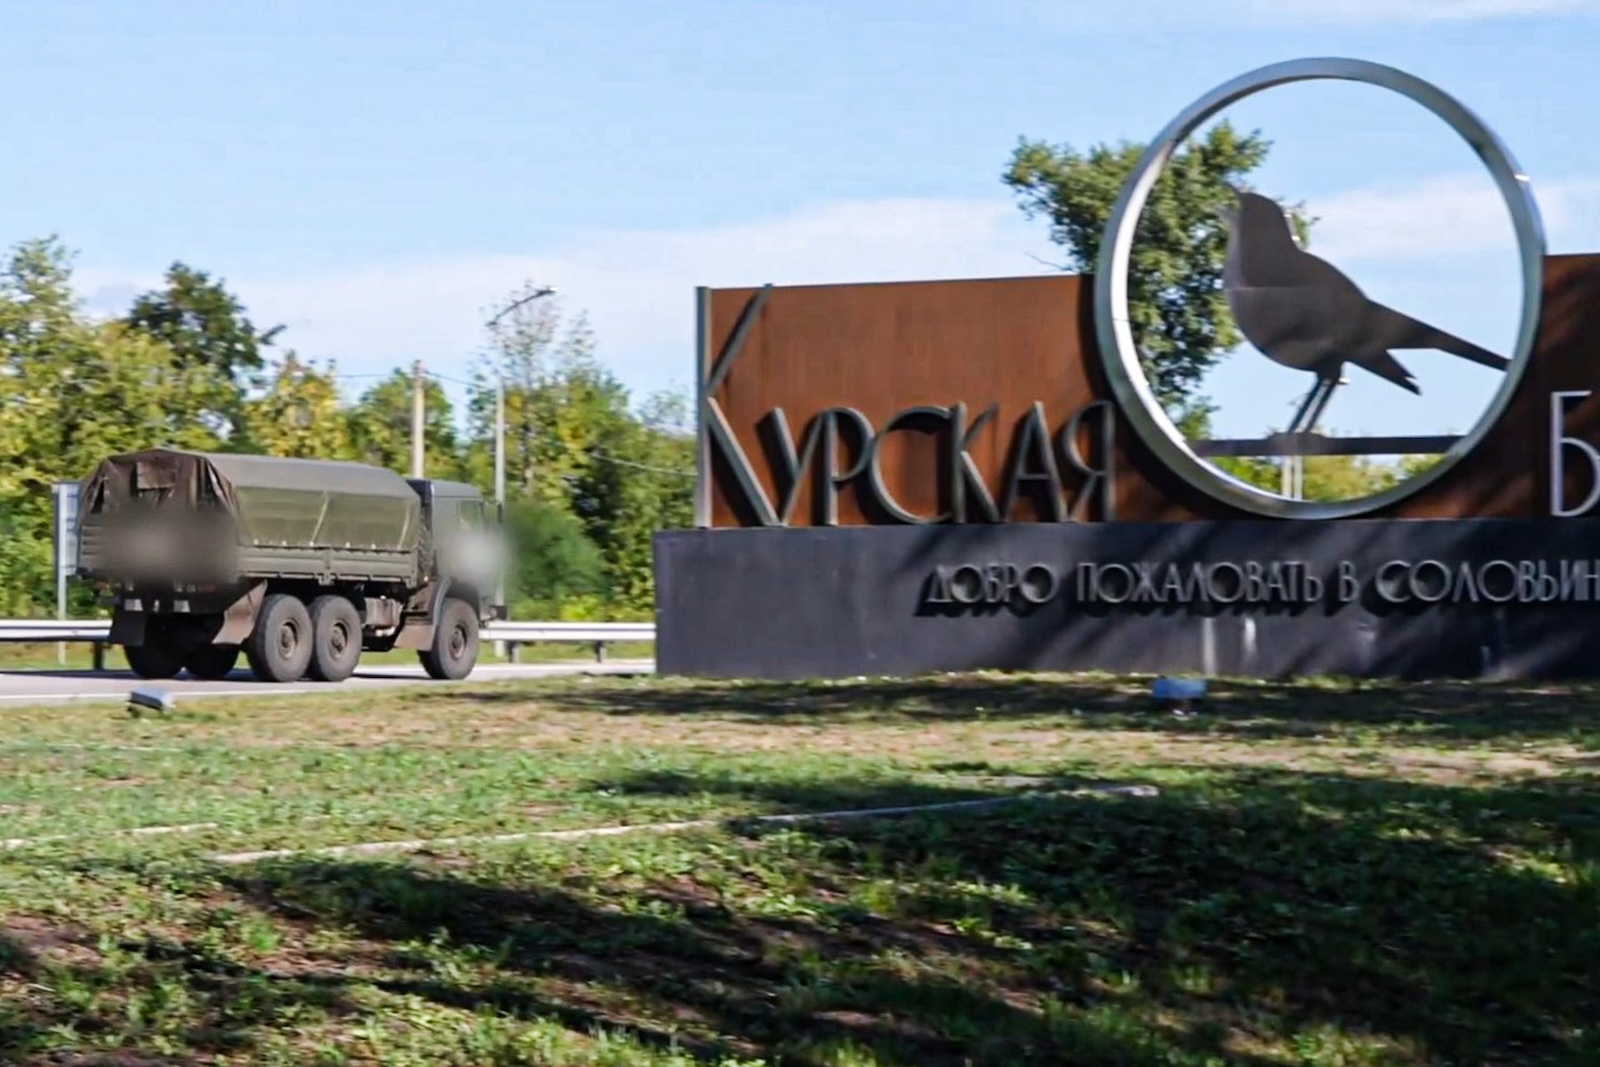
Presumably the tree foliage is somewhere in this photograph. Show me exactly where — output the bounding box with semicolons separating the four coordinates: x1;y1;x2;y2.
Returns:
1001;121;1447;500
122;262;284;441
504;497;607;618
1004;121;1312;430
244;355;353;460
464;286;694;616
0;239;694;620
345;370;464;481
1213;446;1413;504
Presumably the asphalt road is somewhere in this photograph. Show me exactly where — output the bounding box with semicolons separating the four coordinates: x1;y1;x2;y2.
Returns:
0;659;657;705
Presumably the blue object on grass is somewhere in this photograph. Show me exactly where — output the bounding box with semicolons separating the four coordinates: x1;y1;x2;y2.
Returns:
1152;676;1208;701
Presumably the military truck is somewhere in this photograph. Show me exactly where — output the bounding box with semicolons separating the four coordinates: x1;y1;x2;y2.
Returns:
75;447;506;684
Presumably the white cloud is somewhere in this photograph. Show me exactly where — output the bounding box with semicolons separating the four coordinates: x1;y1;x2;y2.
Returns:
1017;0;1598;27
76;198;1058;409
1306;172;1600;263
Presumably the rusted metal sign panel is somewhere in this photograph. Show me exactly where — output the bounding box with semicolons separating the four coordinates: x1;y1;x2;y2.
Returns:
696;255;1600;527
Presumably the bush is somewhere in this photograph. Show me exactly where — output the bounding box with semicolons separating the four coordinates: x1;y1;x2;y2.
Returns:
504;498;606;610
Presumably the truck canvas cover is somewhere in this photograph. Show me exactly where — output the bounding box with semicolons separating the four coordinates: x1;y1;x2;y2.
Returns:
78;448;423;583
81;448;239;515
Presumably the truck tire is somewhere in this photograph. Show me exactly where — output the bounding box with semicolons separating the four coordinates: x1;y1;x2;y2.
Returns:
183;643;240;681
307;595;362;683
245;594;313;683
420;598;479;680
125;638;184;680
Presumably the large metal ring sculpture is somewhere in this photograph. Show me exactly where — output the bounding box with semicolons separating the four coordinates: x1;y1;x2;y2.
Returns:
1093;57;1547;519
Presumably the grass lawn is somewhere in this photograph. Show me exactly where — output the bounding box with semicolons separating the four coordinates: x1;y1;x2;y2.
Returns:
1;672;1597;1066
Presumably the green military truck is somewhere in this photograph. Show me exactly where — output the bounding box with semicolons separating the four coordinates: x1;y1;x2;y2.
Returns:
75;447;506;684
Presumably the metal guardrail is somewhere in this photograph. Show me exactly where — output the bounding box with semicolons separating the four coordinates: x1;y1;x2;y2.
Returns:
0;619;657;668
490;621;656;664
0;622;115;641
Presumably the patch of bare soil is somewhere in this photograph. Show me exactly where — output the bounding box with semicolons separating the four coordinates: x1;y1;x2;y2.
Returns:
0;915;102;973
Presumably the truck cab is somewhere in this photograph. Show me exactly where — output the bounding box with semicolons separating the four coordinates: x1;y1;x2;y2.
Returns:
406;477;507;624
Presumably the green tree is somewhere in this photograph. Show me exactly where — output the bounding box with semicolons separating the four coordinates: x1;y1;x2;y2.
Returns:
1004;121;1312;427
1210;433;1418;502
0;237;219;613
503;497;607;616
244;354;353;459
1393;453;1443;482
123;262;284;442
0;506;47;616
0;239;222;490
570;388;695;614
345;369;463;479
1299;455;1405;501
464;289;625;506
462;282;700;616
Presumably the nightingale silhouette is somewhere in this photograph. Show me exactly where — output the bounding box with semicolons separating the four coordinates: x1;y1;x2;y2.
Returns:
1218;187;1509;408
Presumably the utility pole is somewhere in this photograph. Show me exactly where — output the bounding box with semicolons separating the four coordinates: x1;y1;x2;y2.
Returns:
486;287;557;514
494;378;505;525
411;359;425;478
1281;387;1303;499
484;285;557;645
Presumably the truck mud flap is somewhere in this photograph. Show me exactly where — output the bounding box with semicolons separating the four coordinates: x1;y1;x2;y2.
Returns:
394;578;452;650
214;581;268;645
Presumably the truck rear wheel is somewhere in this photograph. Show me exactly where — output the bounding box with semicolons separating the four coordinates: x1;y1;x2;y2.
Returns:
245;594;313;683
125;638;184;680
308;595;362;683
183;643;240;681
420;598;479;681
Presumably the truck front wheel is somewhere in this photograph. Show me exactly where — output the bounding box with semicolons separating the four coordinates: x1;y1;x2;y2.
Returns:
308;595;362;683
420;598;479;681
245;594;313;683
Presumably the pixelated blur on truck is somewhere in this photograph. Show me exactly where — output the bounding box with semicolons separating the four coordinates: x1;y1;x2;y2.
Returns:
75;447;507;683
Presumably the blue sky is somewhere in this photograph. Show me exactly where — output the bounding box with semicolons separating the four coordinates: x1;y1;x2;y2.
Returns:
3;0;1599;442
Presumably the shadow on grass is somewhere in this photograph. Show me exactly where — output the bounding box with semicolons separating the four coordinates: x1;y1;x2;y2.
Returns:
265;768;1597;1063
592;766;1046;813
571;766;1600;1065
432;673;1600;747
0;912;361;1065
218;842;1277;1065
8;770;1600;1065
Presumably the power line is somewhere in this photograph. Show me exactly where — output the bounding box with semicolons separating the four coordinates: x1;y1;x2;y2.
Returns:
423;369;480;389
588;450;695;478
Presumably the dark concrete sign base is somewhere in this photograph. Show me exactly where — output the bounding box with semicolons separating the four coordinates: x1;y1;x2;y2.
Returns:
653;519;1600;681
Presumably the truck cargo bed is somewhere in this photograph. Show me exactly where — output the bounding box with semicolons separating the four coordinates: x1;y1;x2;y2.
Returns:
77;447;424;587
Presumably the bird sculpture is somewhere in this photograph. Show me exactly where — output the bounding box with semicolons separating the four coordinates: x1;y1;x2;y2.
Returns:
1217;185;1508;432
